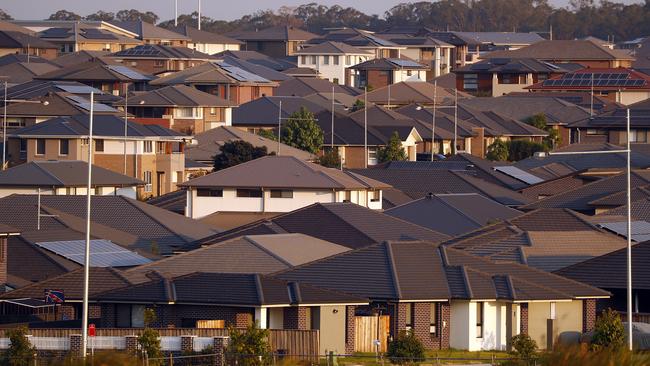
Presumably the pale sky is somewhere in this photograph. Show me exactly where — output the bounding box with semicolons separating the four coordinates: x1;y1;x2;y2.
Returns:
2;0;643;22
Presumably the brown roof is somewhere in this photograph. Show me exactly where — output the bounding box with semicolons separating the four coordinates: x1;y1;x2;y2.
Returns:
169;25;243;45
365;81;470;106
115;85;234;107
295;41;372;55
199;211;282;231
228;26;317;42
123;233;350;284
483;40;635;61
180;155;391;190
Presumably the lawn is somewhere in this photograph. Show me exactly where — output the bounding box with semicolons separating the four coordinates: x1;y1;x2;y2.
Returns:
330;349;512;365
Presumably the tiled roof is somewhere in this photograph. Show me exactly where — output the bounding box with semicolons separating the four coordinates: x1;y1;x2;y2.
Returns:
214;55;290;82
0;30;57;49
169;25;243;45
116;85;234;107
122;233;350;284
484;40;634;61
295;41;372;55
275;77;362;97
0;161;143;187
455;58;568;73
0;61;60;85
192;202;449;250
227;26;317;42
110;44;216;60
36;59;152;82
109;21;190;41
365;81;466;105
275;241;609;301
385;193;521;236
149;60;275;86
215;50;295;71
460;96;591;125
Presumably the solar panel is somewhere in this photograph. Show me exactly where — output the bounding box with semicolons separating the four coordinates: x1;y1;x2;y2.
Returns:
364;33;396;47
41;28;71;38
493;166;544;185
389;59;424;68
56;84;102;94
217;62;271;83
598;221;650;242
81;28;118;40
66;95;118;112
106;65;151;81
35;239;151;267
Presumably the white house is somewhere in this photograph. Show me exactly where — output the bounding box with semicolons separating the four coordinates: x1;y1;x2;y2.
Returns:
180;155;390;218
295;41;373;85
171;25;243;55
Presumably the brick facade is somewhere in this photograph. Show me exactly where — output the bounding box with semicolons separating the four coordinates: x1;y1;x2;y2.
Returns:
393;302;450;350
0;237;6;292
283;307;308;330
69;334;82;356
345;305;356;354
100;304;253;328
520;303;529;335
582;299;597;333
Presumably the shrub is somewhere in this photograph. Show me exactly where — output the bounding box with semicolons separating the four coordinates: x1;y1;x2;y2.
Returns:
227;323;270;366
377;131;408;163
539;344;650;366
4;327;35;366
386;331;425;365
137;309;161;364
591;308;625;351
486;139;509;161
318;150;341;168
510;334;538;362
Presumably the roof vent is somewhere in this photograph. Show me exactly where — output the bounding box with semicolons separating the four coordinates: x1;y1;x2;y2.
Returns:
534;151;547;158
426;192;434;199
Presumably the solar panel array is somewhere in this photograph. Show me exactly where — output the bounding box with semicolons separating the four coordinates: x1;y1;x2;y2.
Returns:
66;95;118;112
115;45;162;57
55;84;102;94
543;72;646;87
493;166;545;185
106;65;151;81
389;59;425;68
41;28;71;39
363;33;396;47
81;28;118;40
598;221;650;242
35;239;151;267
217;62;270;83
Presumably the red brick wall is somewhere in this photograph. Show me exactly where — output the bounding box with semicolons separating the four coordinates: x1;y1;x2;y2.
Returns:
520;303;529;335
582;299;597;333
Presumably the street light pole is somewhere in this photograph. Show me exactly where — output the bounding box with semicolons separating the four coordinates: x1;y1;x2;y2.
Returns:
364;86;368;169
331;86;335;148
81;91;94;359
123;86;128;175
453;88;458;154
277;100;282;155
2;80;6;171
431;81;437;161
626;108;633;351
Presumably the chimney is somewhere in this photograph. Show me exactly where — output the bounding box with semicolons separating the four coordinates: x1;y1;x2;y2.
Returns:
470;127;485;158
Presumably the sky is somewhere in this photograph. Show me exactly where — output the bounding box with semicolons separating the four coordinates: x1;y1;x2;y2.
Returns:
2;0;644;22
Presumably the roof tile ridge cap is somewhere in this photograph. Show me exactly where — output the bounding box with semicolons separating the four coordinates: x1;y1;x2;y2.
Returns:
154;87;177;106
384;241;403;300
122;237;219;275
254;273;265;305
244;235;294;268
517;246;528;265
564;208;600;231
459;265;474;299
33;161;66;186
435;194;484;227
505;274;517;300
308;161;346;189
121;196;189;245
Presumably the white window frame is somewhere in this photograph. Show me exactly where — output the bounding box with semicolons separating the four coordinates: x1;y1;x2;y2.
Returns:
143;171;152;192
143;141;153;153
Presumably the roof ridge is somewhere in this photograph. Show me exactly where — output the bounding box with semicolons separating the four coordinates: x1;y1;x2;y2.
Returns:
435;195;484;227
244;235;294;268
120;197;189;244
384;242;403;300
254;274;265;305
460;266;473;299
32;161;66;186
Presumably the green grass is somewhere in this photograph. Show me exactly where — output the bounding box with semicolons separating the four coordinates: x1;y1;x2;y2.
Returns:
330;349;511;365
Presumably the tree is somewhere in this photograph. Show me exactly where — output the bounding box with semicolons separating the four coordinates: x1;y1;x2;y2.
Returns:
213;140;269;171
318;149;341;168
508;140;546;162
227;323;270;366
510;334;538;363
526;113;560;149
377;131;408;163
592;308;625;351
138;309;162;365
47;10;82;20
386;331;425;365
0;9;13;20
85;10;115;21
486;140;509;161
281;107;324;154
116;9;159;24
4;327;34;366
257;129;277;141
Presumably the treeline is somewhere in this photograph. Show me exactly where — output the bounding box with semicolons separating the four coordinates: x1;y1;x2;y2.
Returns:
1;1;649;41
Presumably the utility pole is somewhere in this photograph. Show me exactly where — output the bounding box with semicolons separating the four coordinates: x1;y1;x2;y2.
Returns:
174;0;178;27
197;0;201;30
81;92;95;359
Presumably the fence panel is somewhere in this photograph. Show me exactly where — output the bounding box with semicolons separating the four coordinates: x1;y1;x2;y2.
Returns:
0;338;9;349
90;336;126;350
29;336;70;350
193;337;214;352
160;336;181;352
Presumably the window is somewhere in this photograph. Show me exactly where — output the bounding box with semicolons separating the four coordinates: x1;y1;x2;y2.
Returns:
143;141;153;153
176;171;183;184
270;189;293;198
343;190;352;202
154;60;164;67
236;188;263;198
407;70;412;76
368;147;378;165
156;142;166;154
301;55;307;65
550;302;556;320
323;55;329;65
197;188;223;197
346;56;352;65
36;139;45;155
631;130;648;143
430;303;438;335
59;139;69;155
130;61;138;67
143;171;152;192
174;107;202;119
310;55;317;65
370;189;380;202
6;118;24;128
333;56;339;65
333;78;339;84
210;107;217;115
463;74;478;91
586;128;607;136
476;302;484;338
19;139;26;153
405;303;414;331
94;139;104;152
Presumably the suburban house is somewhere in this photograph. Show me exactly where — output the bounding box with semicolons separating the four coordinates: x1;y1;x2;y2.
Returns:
35;58;153;95
454;58;570;96
526;67;650;105
568;99;650;145
295;41;373;85
116;85;236;134
0;30;58;59
375;34;454;78
213;54;291;83
276;240;609;351
108;21;189;47
364;81;468;108
231;95;327;134
484;40;634;68
170;25;243;54
275;77;361;97
148;61;277;105
108;44;216;75
227;26;317;58
0;54;60;85
180;155;391;218
422;31;545;68
7;114;190;198
216;50;297;72
0;160;142;198
348;58;429;89
190;202;450;250
12;20;142;54
307;28;404;59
